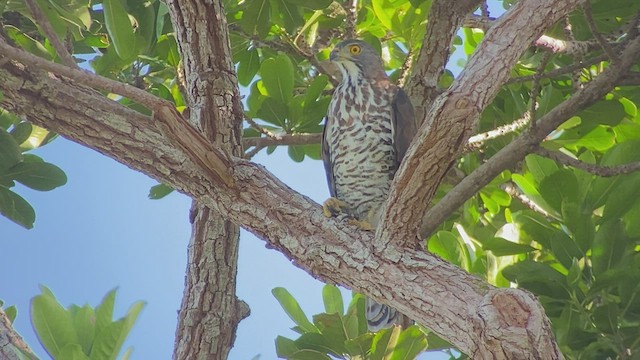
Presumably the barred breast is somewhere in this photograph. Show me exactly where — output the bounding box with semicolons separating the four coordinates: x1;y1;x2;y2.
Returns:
326;80;396;222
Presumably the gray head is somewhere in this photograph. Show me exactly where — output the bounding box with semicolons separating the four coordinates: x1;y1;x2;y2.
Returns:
329;39;386;81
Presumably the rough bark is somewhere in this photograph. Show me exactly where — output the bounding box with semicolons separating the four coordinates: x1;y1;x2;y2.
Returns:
165;0;246;359
0;57;562;357
0;0;614;357
380;0;586;249
0;308;37;360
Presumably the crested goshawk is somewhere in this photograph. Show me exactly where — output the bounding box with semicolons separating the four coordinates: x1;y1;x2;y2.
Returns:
321;39;416;331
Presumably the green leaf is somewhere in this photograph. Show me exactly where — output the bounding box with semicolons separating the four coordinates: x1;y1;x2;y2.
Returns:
0;128;23;171
237;48;261;87
103;0;136;60
90;300;145;360
549;230;583;270
304;75;329;104
344;333;374;356
288;145;305;162
148;183;174;199
284;0;332;9
311;313;348;354
525;154;558;183
94;289;116;338
71;304;96;356
592;303;618;334
502;260;569;299
322;284;344;315
260;53;294;104
6;161;67;191
256;97;288;127
591;220;628;276
344;294;367;338
0;187;35;229
5;305;17;324
10;122;33;146
390;325;428;360
272;287;319;334
539;169;579;213
31;286;79;359
241;0;271;38
427;231;469;270
271;0;303;32
370;326;401;360
59;344;90;360
275;336;299;357
482;237;536;256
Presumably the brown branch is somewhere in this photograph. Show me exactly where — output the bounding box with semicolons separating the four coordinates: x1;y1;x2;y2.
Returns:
502;182;550;218
344;0;358;39
1;38;565;359
583;1;617;61
382;0;586;250
529;52;553;125
243;144;265;159
0;307;38;360
406;0;482;125
243;133;322;148
466;112;531;150
244;115;279;139
419;34;640;238
618;71;640;86
507;54;608;84
24;0;77;68
535;147;640;177
396;46;414;88
166;0;245;359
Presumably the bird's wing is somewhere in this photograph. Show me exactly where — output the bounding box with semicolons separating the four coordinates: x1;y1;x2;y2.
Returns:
391;88;417;168
321;118;337;197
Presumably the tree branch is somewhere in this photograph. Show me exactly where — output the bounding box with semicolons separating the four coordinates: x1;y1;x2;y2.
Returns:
23;0;77;68
0;308;38;360
583;1;617;61
243;133;322;148
535;147;640;177
0;44;563;358
166;0;245;358
381;0;586;249
419;34;640;238
466;112;531;150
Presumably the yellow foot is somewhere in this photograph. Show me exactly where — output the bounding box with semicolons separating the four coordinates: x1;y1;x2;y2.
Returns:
348;218;374;231
322;197;351;218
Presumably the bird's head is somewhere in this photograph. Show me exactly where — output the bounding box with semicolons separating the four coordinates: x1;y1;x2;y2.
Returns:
329;39;386;81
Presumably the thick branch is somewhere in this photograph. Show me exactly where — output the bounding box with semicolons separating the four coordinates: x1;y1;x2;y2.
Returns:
0;308;38;360
381;0;586;249
419;35;640;237
166;0;245;359
0;52;562;358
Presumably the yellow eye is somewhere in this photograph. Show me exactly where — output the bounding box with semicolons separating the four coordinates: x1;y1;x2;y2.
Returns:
349;45;361;55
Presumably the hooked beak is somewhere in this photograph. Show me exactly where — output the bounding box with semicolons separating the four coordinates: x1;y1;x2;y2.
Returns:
329;47;341;61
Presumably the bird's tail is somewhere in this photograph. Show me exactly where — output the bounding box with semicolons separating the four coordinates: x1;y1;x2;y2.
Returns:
365;297;412;331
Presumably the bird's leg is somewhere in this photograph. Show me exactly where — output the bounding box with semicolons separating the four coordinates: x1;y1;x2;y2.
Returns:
322;197;352;218
347;207;376;231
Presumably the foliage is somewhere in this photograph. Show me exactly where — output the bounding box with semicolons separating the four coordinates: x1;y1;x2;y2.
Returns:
0;111;65;228
2;287;144;360
2;0;640;358
273;285;428;359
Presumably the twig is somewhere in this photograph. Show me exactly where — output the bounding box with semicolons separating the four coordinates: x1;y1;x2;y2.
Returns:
244;145;265;159
583;1;618;61
0;37;161;110
244;115;279;139
535;147;640;177
502;182;550;218
243;133;322;148
529;52;552;125
466;112;531;150
344;0;358;39
507;54;608;84
397;46;414;88
479;1;489;19
24;0;77;68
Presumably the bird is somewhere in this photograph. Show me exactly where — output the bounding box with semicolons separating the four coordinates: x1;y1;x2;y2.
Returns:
321;39;416;331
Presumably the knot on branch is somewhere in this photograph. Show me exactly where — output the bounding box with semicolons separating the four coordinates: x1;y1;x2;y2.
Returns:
474;288;562;359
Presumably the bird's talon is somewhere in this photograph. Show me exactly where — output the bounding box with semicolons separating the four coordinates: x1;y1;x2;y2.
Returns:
348;218;374;231
323;197;351;218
